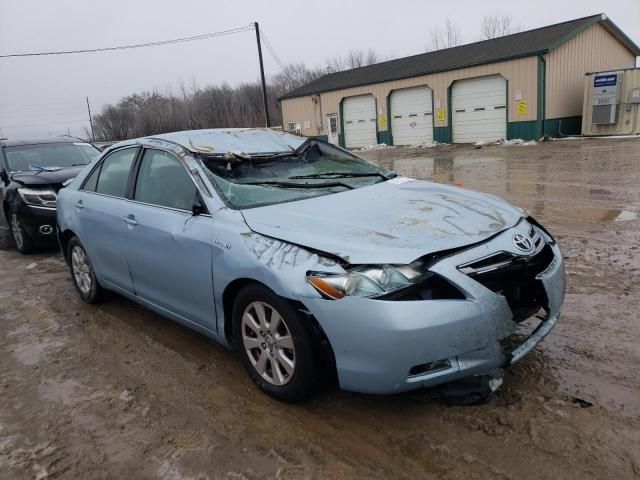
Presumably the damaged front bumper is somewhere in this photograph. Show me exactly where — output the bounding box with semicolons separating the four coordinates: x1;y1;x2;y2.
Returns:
301;221;565;395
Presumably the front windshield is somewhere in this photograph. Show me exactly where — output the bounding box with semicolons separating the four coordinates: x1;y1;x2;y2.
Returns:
4;142;100;172
199;140;393;209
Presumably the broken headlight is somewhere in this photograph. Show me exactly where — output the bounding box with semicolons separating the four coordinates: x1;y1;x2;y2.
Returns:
306;261;424;299
17;188;57;208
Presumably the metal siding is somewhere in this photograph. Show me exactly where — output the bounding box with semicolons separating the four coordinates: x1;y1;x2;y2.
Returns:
390;86;433;145
546;23;637;119
281;56;538;138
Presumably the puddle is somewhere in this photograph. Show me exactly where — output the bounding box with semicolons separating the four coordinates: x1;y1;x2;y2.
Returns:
536;206;637;223
12;339;64;366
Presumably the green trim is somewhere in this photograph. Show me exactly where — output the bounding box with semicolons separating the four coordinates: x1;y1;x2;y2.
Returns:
537;55;546;138
433;127;451;143
546;15;640;56
505;78;510;136
545;16;601;52
599;17;640;56
507;121;539;140
377;131;391;145
544;116;582;137
386;94;393;146
338;100;345;148
447;83;452;142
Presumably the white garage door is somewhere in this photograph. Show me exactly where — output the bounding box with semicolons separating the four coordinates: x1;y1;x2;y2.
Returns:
343;95;377;149
452;75;507;143
390;86;433;146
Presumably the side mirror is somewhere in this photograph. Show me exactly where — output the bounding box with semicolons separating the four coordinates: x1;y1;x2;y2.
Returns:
192;203;207;216
0;170;8;185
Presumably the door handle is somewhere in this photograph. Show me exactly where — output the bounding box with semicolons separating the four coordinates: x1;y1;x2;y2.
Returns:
74;201;84;209
123;216;138;226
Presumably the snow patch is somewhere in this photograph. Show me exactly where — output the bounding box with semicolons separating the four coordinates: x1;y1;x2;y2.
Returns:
355;143;396;151
474;138;537;146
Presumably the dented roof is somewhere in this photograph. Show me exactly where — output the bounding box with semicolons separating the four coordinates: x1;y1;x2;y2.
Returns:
143;128;306;154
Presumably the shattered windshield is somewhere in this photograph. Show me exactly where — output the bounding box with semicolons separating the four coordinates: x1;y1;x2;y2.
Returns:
5;142;100;172
199;140;394;209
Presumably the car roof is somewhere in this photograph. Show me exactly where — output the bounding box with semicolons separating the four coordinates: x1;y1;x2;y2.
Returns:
0;136;91;147
111;128;307;155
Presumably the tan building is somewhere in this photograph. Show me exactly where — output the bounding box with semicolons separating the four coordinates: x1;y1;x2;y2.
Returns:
279;14;639;147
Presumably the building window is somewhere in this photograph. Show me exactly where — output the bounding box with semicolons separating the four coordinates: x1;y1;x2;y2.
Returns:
287;122;302;134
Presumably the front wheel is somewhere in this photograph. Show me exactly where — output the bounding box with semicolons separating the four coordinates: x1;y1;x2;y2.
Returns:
68;237;104;303
232;284;316;402
11;212;34;254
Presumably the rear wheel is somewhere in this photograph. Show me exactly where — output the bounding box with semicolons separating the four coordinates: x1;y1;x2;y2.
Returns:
232;284;316;402
11;212;34;254
0;226;14;249
68;237;104;303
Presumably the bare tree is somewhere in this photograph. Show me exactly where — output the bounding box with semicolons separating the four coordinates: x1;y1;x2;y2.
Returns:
480;13;520;39
427;18;461;51
325;49;385;73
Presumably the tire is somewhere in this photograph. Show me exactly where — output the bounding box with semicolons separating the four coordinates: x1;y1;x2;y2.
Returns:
0;227;15;249
232;284;316;402
68;236;104;304
10;212;34;254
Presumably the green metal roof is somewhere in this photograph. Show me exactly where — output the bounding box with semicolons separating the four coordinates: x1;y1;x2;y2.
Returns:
280;14;640;101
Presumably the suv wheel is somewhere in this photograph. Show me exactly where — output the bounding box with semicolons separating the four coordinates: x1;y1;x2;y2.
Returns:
68;237;103;303
232;284;316;402
11;212;34;254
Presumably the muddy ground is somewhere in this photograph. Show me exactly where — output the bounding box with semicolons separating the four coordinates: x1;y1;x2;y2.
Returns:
1;137;639;479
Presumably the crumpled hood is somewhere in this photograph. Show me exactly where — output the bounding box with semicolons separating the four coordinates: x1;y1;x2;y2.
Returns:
241;178;524;265
11;166;86;187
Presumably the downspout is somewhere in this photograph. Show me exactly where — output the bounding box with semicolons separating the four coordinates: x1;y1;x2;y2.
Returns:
538;54;547;138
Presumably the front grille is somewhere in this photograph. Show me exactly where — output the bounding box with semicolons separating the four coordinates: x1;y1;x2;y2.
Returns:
463;244;554;322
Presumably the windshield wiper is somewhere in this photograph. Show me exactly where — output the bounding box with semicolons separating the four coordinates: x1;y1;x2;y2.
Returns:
30;164;62;173
289;171;389;180
240;180;354;190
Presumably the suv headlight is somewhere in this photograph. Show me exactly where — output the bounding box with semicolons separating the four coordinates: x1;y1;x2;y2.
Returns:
307;261;424;299
17;188;57;208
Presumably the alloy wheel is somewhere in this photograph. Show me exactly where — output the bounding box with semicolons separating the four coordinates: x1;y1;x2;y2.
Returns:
241;301;296;386
71;245;93;295
11;213;23;250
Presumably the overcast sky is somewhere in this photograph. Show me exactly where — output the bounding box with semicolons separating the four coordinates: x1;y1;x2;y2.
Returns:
1;0;639;139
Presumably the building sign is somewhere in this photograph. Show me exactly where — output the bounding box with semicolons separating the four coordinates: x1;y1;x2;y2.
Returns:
514;89;523;101
516;100;527;115
594;75;617;87
379;114;387;129
436;108;446;122
303;120;311;130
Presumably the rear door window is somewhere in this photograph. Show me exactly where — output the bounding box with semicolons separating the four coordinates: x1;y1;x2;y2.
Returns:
94;148;138;198
134;149;198;211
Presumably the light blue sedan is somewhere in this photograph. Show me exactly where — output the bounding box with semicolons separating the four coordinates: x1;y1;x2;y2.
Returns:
57;129;565;402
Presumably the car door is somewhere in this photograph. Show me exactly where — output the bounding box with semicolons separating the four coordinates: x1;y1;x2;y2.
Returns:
123;148;216;330
74;147;138;293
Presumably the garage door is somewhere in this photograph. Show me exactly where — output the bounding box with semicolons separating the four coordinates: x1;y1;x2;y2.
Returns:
452;75;507;143
343;95;377;148
390;86;433;146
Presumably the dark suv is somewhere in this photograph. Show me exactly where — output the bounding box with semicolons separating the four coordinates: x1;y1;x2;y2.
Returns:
0;137;100;253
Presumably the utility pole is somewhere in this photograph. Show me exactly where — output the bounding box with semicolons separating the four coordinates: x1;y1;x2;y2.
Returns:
254;22;270;128
86;96;96;142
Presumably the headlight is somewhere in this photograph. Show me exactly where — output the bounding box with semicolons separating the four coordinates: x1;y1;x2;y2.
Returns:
307;260;425;299
17;188;57;208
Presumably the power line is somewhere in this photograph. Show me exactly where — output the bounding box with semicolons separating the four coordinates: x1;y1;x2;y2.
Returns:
0;24;253;58
259;30;290;78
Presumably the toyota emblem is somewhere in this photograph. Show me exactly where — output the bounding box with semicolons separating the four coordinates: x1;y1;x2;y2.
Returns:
512;233;533;252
